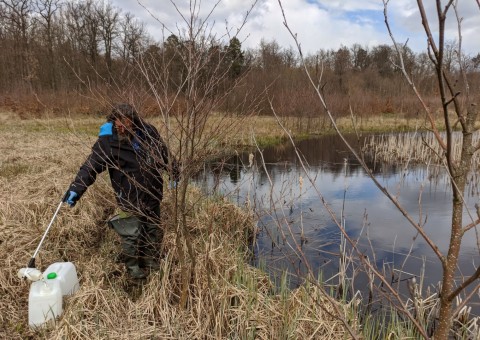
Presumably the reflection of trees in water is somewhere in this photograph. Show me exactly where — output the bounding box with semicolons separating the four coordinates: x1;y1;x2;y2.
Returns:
199;133;479;198
204;134;368;180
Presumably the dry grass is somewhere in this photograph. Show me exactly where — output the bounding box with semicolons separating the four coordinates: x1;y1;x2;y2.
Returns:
0;111;348;339
363;131;480;170
0;108;442;147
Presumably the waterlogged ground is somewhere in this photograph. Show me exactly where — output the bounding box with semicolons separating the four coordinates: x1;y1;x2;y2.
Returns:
196;133;480;315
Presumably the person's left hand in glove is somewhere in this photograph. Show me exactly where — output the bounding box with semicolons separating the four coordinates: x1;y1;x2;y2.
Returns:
64;191;79;207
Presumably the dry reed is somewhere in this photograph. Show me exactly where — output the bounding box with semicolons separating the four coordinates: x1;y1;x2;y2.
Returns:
363;131;480;169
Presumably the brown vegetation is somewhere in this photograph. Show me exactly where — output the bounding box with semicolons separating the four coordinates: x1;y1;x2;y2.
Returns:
0;114;348;339
1;0;479;121
2;0;480;338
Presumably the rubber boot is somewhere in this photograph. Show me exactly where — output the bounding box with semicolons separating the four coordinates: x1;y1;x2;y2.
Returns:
139;217;162;271
125;257;146;280
109;214;146;279
142;256;160;271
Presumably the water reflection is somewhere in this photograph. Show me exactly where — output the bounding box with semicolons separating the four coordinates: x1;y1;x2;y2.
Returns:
195;134;480;313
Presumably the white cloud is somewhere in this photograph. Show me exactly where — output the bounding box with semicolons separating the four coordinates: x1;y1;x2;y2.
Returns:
386;0;480;54
242;0;388;53
112;0;479;55
317;0;382;12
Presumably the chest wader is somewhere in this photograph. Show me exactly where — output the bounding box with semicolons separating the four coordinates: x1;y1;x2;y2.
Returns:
108;208;161;279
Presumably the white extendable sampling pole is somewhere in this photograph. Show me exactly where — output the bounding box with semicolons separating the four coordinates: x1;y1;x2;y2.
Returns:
27;195;66;269
18;194;66;281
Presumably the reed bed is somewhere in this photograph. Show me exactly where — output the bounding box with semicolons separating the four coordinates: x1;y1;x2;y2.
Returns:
363;131;480;169
0;113;348;339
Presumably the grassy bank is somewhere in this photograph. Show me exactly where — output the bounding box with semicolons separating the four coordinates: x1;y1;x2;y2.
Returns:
0;109;441;147
0;112;351;339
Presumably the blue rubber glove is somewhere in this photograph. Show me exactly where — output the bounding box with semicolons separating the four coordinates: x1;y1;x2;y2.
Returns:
65;191;79;207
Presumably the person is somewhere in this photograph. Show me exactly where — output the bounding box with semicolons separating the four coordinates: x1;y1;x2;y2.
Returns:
65;103;179;279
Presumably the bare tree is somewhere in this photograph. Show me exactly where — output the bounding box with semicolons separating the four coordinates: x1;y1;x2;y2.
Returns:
63;0;100;74
34;0;62;90
96;0;119;82
118;12;146;63
276;0;479;338
133;0;261;307
350;43;370;71
62;1;90;83
0;0;35;90
384;1;480;338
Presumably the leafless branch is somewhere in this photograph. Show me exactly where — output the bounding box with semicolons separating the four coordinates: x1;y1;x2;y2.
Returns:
279;0;443;262
384;0;446;151
448;266;480;302
268;87;429;338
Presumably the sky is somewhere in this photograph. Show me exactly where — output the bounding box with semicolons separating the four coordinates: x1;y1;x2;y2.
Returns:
111;0;480;56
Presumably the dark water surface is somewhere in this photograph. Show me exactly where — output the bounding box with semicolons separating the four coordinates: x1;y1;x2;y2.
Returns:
196;134;480;313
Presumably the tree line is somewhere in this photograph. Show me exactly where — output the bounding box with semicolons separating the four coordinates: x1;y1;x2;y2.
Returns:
1;0;479;118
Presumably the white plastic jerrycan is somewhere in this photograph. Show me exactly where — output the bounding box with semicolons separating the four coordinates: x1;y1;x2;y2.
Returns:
28;277;63;327
43;262;80;296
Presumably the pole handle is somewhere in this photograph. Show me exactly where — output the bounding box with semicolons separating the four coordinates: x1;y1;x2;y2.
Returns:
27;257;36;268
62;190;69;202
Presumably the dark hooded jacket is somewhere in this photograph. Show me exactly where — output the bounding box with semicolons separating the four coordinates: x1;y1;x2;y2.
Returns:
69;120;179;217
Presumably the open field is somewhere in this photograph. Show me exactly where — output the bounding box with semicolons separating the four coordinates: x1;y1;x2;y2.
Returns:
0;108;449;147
0;111;350;339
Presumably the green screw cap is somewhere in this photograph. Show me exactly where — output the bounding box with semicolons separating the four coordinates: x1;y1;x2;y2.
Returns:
46;272;57;280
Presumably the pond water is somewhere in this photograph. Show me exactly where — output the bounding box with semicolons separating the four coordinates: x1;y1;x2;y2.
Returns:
196;133;480;313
